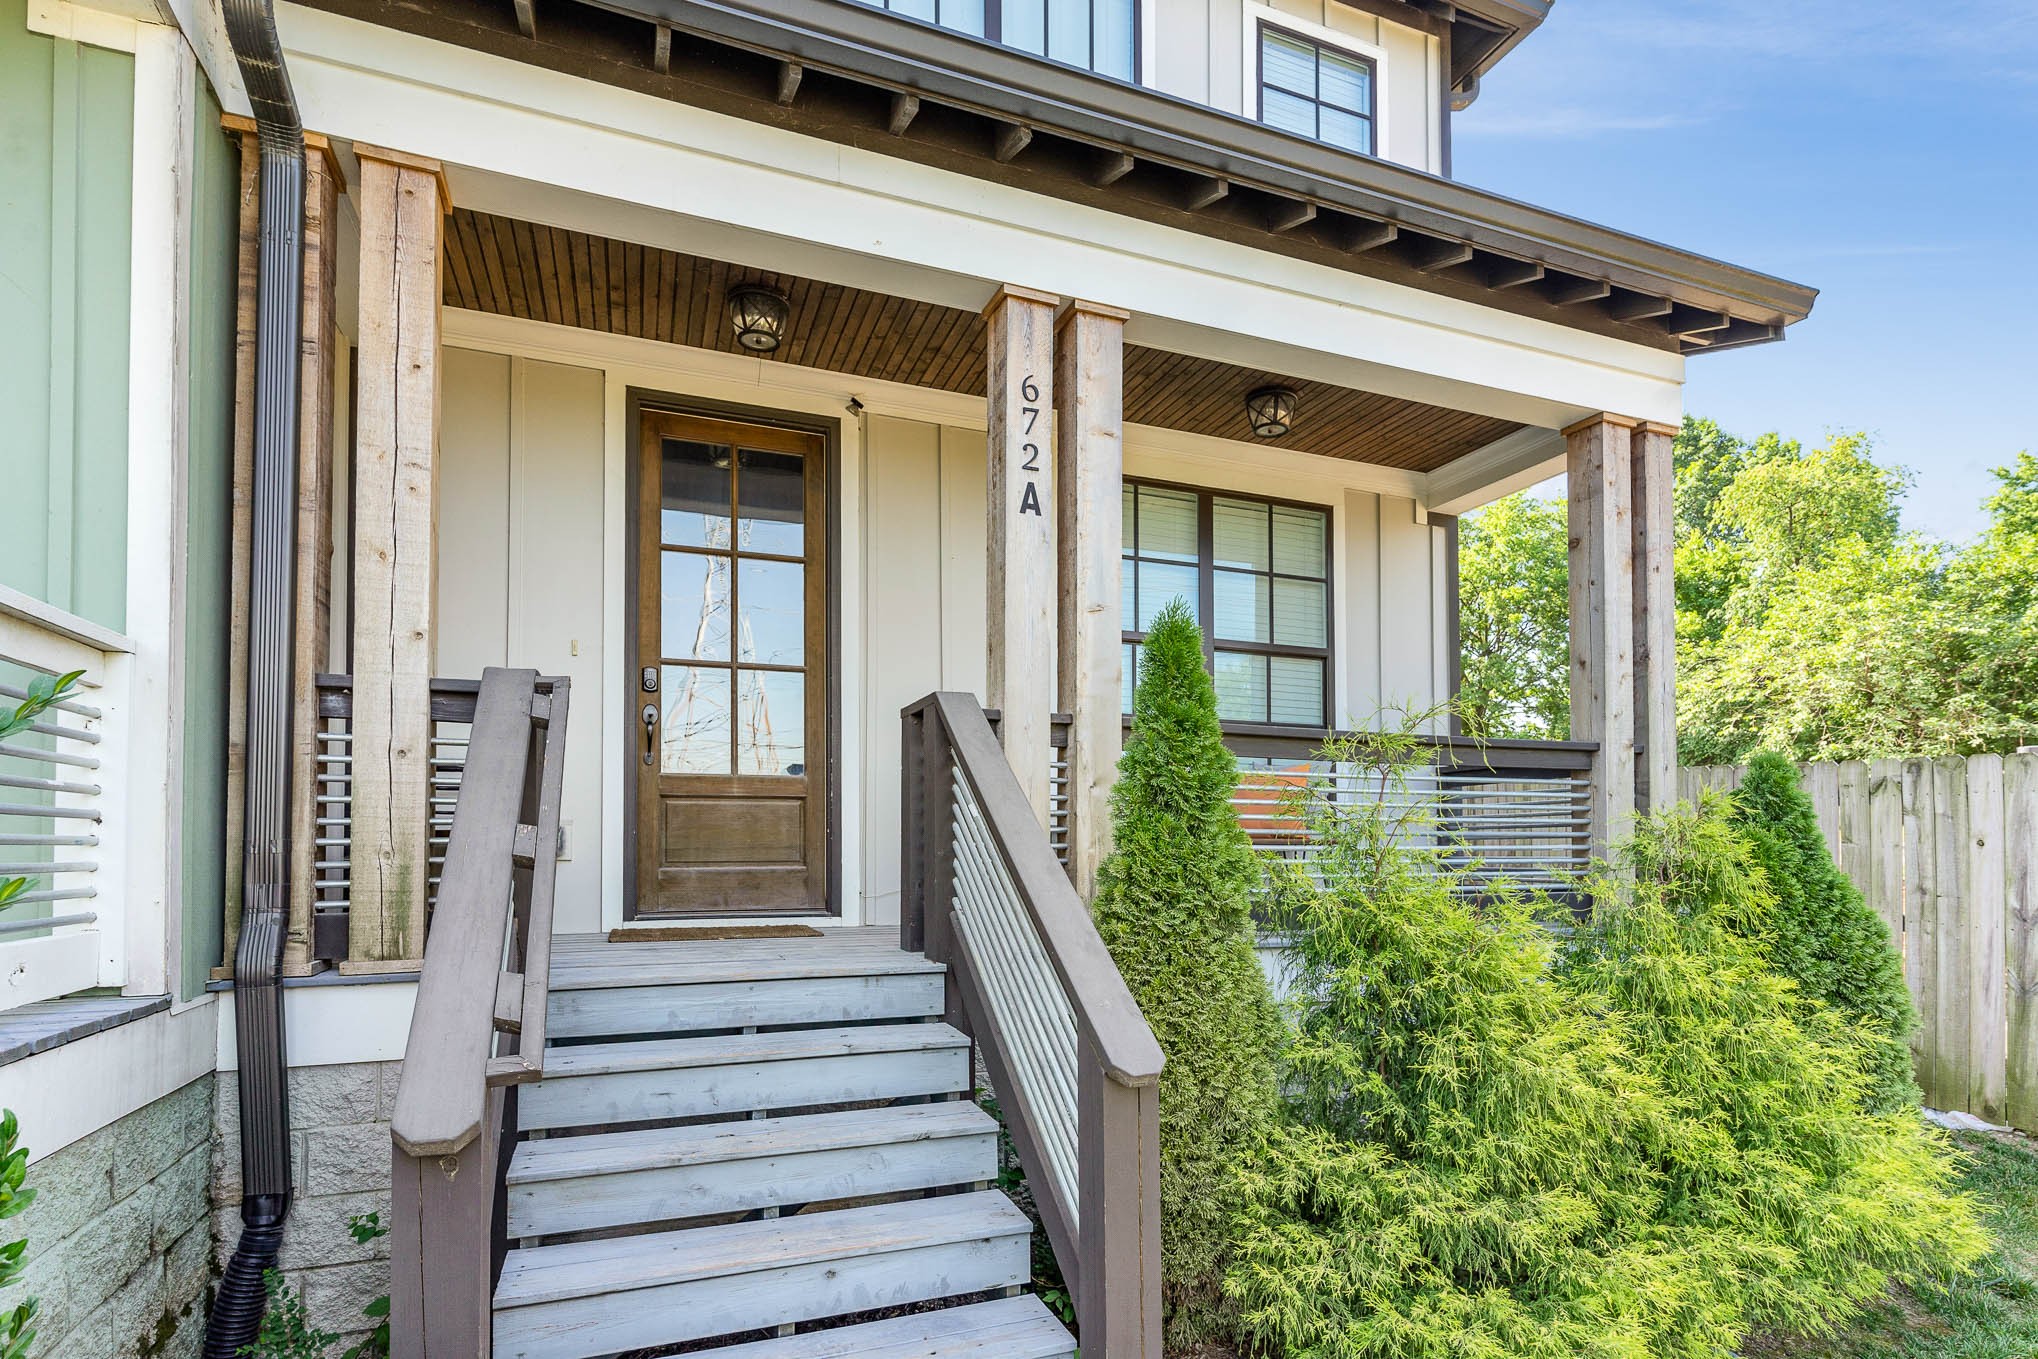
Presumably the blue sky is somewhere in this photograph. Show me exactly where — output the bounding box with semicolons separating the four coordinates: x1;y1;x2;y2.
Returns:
1452;0;2038;543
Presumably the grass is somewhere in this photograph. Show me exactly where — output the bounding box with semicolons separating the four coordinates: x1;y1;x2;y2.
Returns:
1744;1127;2038;1359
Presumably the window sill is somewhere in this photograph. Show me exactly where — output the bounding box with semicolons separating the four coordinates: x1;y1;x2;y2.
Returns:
0;993;169;1069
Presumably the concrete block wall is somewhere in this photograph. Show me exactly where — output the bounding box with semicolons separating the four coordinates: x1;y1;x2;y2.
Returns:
212;1061;400;1347
0;1077;215;1359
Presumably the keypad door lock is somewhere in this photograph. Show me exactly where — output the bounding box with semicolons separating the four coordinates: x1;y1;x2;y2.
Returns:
641;667;659;693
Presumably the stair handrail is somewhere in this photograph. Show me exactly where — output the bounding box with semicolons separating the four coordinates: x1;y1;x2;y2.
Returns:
901;691;1164;1359
388;667;570;1358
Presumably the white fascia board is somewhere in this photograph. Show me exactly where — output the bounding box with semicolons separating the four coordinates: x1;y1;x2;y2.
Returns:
1426;424;1567;515
215;979;418;1069
274;3;1685;429
157;0;249;115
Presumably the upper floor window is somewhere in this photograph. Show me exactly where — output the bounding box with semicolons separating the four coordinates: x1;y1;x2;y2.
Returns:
1121;481;1332;729
856;0;1138;82
1256;22;1375;156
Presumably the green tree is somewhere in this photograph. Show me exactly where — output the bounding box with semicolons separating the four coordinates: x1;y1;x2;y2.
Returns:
1728;753;1920;1111
1457;492;1570;739
1091;598;1282;1344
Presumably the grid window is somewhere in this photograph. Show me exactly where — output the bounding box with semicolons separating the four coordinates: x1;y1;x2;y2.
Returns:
854;0;1138;81
1257;24;1375;156
1121;481;1333;728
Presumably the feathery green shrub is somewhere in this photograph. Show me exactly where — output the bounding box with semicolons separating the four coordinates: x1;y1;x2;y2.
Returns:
1729;752;1920;1111
1092;599;1282;1343
1224;741;1986;1358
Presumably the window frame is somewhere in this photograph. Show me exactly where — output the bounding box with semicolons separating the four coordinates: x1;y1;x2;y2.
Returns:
857;0;1145;84
1121;476;1336;734
1247;9;1385;160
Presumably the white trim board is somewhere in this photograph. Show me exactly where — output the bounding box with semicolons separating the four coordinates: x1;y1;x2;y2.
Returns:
277;1;1684;428
214;981;418;1069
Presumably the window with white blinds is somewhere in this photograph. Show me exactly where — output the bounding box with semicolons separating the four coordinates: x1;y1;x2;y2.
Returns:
1256;22;1376;156
1121;481;1332;729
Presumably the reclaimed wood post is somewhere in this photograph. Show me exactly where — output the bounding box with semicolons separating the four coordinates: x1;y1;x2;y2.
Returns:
220;121;344;976
1564;415;1637;858
1077;1046;1163;1359
1967;753;2008;1124
1054;300;1128;899
1630;421;1676;813
984;285;1059;827
349;146;450;969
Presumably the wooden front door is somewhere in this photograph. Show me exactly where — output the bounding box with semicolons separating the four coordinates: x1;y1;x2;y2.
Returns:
635;412;829;915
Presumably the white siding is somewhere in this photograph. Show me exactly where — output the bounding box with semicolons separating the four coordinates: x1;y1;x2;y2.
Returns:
1152;0;1444;175
435;348;608;932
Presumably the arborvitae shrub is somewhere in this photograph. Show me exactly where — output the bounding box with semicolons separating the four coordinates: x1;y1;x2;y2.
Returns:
1091;599;1282;1344
1729;752;1921;1111
1224;746;1986;1358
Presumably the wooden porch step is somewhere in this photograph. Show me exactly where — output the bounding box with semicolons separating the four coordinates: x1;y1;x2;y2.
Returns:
690;1295;1074;1358
505;1103;999;1238
548;931;943;990
491;1191;1034;1359
517;1023;973;1131
547;969;946;1040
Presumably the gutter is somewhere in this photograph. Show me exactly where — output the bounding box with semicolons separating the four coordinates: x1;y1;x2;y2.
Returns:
208;0;305;1352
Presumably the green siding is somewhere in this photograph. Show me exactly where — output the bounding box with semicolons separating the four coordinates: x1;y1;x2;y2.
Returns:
0;0;133;631
180;88;238;998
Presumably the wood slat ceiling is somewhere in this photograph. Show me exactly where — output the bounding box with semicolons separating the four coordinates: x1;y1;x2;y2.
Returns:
443;209;1523;473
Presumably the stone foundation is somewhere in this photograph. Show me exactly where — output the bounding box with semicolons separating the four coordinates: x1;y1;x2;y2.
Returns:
211;1061;400;1346
0;1077;215;1359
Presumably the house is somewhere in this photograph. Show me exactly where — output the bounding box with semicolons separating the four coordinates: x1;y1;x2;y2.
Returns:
0;0;1815;1353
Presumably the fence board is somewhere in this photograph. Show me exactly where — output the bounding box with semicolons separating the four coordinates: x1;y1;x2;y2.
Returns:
1967;754;2008;1124
1802;761;1842;864
1902;760;1938;1106
2007;753;2038;1133
1865;760;1905;947
1931;757;1971;1114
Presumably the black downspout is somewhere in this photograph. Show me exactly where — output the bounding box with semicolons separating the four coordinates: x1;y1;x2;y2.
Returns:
208;1;305;1353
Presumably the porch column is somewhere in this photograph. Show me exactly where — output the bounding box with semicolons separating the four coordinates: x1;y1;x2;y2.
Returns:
219;120;344;977
349;145;450;968
1632;421;1678;812
1055;300;1129;899
984;284;1060;825
1565;414;1638;858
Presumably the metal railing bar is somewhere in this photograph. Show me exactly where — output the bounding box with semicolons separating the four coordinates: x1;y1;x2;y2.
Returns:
3;886;96;906
0;910;97;936
0;681;101;719
0;772;100;796
0;742;100;770
0;802;99;821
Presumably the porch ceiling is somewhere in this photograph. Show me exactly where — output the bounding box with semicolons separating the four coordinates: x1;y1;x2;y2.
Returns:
444;209;1524;472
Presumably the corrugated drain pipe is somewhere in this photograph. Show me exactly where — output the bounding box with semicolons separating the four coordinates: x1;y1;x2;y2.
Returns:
207;0;305;1352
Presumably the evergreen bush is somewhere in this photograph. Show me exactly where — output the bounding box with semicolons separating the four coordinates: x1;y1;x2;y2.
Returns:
1091;599;1282;1344
1729;752;1920;1111
1223;742;1986;1358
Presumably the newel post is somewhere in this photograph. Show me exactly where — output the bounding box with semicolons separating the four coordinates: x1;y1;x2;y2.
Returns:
1565;414;1638;858
984;285;1060;827
1078;1049;1163;1357
389;1090;501;1358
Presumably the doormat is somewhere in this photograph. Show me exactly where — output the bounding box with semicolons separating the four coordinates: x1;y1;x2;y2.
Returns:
607;924;826;942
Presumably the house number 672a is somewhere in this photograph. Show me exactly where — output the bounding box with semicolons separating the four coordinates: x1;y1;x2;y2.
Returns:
1017;374;1043;517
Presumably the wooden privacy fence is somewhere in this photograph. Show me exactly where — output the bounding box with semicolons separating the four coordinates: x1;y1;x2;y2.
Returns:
1681;754;2038;1133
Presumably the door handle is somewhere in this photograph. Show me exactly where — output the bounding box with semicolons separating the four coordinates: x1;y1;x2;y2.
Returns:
641;703;659;766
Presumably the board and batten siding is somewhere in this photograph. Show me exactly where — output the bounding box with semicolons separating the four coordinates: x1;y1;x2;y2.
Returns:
434;347;609;931
0;0;135;631
415;358;1452;929
1148;0;1445;174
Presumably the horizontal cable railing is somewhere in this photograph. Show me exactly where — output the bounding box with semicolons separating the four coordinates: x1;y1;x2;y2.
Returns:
1228;731;1599;895
311;675;477;962
904;692;1163;1358
0;600;128;1010
388;668;570;1356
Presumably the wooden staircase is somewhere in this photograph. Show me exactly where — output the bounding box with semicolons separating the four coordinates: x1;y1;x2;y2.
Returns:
488;932;1076;1359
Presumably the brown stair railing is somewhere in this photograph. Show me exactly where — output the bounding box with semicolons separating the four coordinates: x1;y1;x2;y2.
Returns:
902;692;1165;1358
387;668;570;1357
